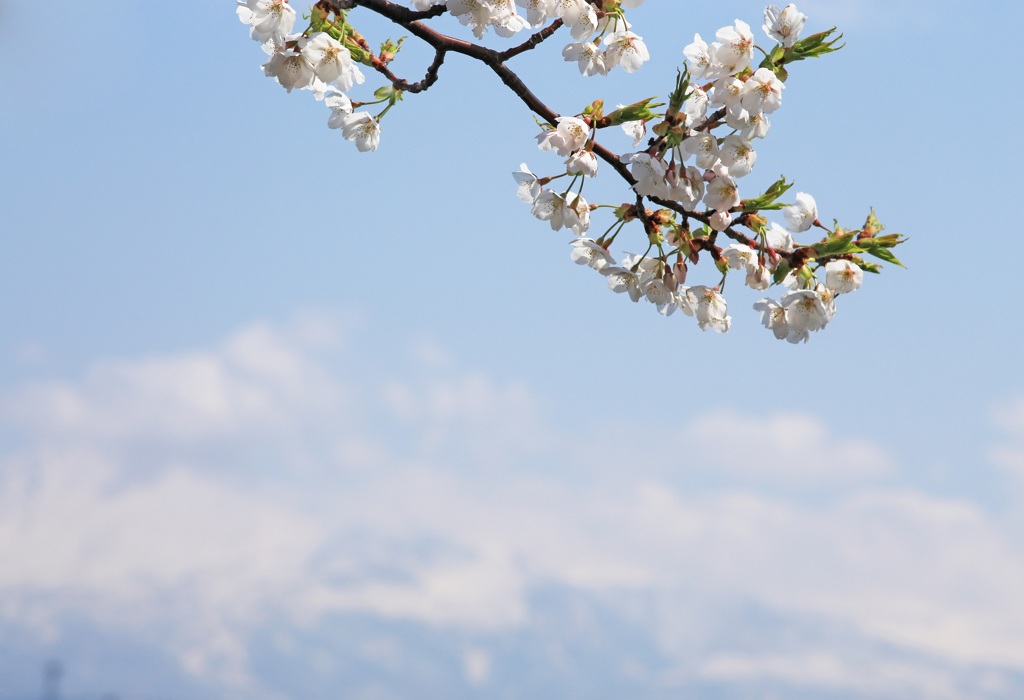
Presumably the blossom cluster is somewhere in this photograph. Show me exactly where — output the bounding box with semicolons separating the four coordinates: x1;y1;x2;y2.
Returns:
237;0;658;154
237;0;382;151
239;0;903;343
508;4;899;342
512;2;897;341
415;0;650;77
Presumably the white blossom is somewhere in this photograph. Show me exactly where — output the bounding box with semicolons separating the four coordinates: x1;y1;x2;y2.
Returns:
781;269;807;290
566;193;591;235
724;103;769;141
753;298;790;340
816;282;837;322
665;165;703;210
263;51;314;93
825;259;863;294
710;77;743;107
766;222;795;253
745;264;771;290
301;33;362;89
562;41;608;76
781;288;830;342
512;163;541;203
641;276;675;308
741;67;785;114
723;244;757;270
683;85;709;125
448;0;526;39
324;89;353;129
307;77;332;101
446;0;494;38
764;4;807;47
603;31;650;73
489;0;530;37
339;112;381;151
238;0;296;44
683;34;715;80
621;152;668;198
531;190;589;235
712;19;754;74
725;103;772;140
719;134;756;178
621;118;646;147
783;191;818;232
553;0;598;39
570;238;615;272
622;255;679;314
537;116;590;157
703;171;740;212
686;285;731;333
516;0;556;26
605;266;643;302
566;150;598;177
682;132;719;169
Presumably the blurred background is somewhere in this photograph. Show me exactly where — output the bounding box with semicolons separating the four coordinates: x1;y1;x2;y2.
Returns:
1;0;1023;698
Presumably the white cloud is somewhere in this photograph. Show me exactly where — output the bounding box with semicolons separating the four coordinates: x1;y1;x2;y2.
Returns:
0;320;345;446
0;448;323;693
679;408;894;482
1;315;1023;697
698;651;963;698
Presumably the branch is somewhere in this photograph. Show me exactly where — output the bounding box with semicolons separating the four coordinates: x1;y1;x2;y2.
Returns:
498;20;564;62
369;47;447;93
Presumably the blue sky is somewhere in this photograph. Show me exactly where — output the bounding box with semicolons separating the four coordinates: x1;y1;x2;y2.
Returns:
2;1;1024;698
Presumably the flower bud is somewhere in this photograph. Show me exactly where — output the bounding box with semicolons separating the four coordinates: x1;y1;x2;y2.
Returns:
673;260;688;285
615;203;638;222
709;211;731;231
664;268;679;292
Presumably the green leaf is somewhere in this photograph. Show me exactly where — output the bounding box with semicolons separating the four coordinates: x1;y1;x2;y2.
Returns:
863;246;906;268
604;97;663;126
667;68;690;116
772;261;792;285
758;44;786;69
863;233;905;249
783;28;844;63
853;231;907;267
378;36;406;59
741;175;793;212
809;230;857;257
849;255;883;274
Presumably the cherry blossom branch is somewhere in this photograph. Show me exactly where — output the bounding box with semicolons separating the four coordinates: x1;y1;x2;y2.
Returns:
247;0;905;340
347;4;784;267
321;0;759;255
322;0;641;188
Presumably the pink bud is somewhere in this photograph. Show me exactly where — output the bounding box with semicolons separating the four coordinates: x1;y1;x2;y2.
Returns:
673;261;688;285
